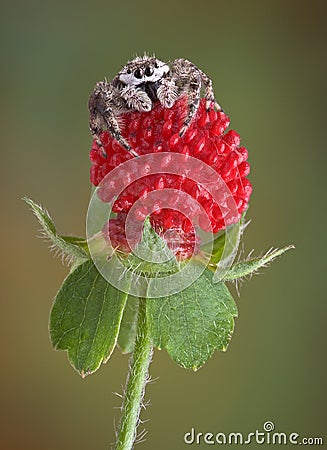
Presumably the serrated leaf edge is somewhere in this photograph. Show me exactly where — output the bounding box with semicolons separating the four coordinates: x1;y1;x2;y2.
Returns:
50;260;128;377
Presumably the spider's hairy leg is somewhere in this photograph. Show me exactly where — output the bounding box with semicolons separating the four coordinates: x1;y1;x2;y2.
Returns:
121;86;152;112
172;67;201;136
199;71;223;112
88;82;139;157
179;73;202;137
89;88;109;158
171;59;203;136
101;107;139;157
172;59;223;134
157;77;178;108
89;125;107;158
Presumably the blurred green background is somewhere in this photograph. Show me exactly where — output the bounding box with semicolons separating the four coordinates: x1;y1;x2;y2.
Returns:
1;0;326;448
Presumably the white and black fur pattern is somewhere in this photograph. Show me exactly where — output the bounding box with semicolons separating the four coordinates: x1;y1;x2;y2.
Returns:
89;55;222;157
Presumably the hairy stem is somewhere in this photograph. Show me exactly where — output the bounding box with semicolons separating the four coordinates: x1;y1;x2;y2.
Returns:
115;298;153;450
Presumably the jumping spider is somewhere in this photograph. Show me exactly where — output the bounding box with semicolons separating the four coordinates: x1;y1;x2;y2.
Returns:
89;55;222;157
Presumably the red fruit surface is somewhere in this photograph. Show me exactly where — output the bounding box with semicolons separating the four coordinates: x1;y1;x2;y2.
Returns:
90;96;252;259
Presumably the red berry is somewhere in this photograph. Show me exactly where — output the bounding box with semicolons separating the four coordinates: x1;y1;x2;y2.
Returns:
90;97;252;259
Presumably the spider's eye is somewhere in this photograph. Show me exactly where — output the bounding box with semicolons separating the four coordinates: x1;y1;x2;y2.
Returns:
126;68;131;74
134;69;143;79
154;62;159;68
145;67;154;77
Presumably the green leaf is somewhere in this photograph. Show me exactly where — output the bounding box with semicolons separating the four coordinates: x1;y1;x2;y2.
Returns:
117;296;139;354
147;265;238;370
123;217;179;276
49;260;128;377
23;197;89;264
222;245;295;282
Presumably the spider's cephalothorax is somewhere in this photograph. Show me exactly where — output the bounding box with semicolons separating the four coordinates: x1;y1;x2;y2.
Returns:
89;55;222;157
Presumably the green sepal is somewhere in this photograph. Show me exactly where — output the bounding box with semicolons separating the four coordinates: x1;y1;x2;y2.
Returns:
201;213;246;272
123;217;180;277
24;197;89;264
223;245;295;282
61;235;89;253
202;222;239;266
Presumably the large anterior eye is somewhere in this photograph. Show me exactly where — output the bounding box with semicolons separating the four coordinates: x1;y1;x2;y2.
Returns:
134;69;143;79
145;67;154;77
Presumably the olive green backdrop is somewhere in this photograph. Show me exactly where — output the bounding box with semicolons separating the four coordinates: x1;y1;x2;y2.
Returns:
1;0;326;449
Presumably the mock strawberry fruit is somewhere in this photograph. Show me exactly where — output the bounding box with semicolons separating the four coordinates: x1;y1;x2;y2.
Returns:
90;96;252;259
